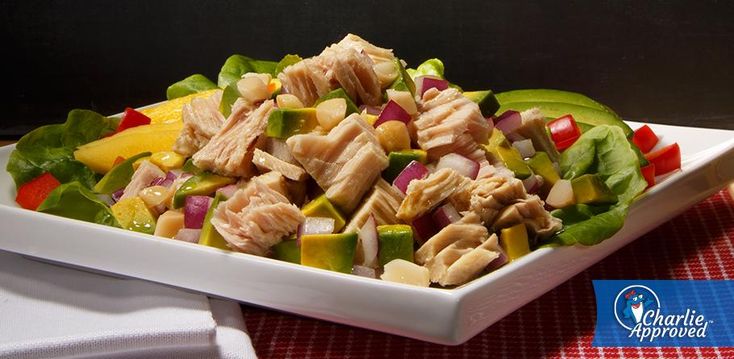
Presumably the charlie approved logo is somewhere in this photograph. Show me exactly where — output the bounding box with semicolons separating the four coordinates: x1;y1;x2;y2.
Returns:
592;280;733;347
613;285;709;342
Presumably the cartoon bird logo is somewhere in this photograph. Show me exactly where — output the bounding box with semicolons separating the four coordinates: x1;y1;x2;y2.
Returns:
622;289;655;324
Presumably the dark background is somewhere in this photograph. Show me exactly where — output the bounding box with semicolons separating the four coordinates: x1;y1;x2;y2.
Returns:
1;0;733;138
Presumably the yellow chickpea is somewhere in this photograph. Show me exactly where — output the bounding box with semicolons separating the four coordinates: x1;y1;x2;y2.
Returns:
375;121;411;153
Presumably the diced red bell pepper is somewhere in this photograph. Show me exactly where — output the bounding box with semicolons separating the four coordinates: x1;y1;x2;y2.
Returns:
15;172;61;210
116;108;151;133
547;114;581;151
645;143;681;176
632;124;659;153
640;163;656;188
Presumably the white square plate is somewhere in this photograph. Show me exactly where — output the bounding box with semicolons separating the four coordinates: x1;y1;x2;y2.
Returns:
0;121;731;345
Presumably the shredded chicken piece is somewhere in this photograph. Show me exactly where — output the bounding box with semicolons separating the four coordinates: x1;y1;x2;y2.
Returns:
286;114;388;213
212;179;304;256
396;168;471;222
337;34;396;65
252;148;307;181
514;108;562;162
278;35;383;106
415;213;487;264
120;160;165;200
414;88;491;161
192;100;274;178
493;195;563;237
172;90;225;156
241;171;289;198
344;179;405;233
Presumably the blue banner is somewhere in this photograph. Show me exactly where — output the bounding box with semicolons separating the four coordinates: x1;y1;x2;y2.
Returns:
592;280;734;347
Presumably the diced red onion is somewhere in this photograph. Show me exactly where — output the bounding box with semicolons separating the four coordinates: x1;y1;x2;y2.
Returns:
149;171;176;188
174;228;201;243
412;213;438;244
513;139;536;159
358;215;378;268
415;75;449;96
179;173;193;180
486;249;509;271
432;203;461;229
352;265;377;278
111;188;125;202
393;160;429;194
374;100;411;127
359;104;382;116
184;196;213;229
436;153;479;179
546;179;574;209
216;184;239;199
522;175;543;194
494;110;523;135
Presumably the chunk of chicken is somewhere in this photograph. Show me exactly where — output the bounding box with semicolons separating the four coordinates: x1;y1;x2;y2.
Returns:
428;234;501;286
286;114;388;213
493;195;562;238
414;88;491;161
344;178;405;233
252;148;308;181
173;90;225;156
279;37;383;106
192;100;274;178
414;213;487;264
211;179;304;256
120;160;165;200
396;168;471;222
513;107;561;162
336;33;396;66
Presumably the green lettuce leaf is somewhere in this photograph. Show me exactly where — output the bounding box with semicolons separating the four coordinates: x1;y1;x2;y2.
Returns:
551;125;647;245
37;181;120;227
7;110;118;188
407;58;445;79
217;55;277;88
166;74;218;100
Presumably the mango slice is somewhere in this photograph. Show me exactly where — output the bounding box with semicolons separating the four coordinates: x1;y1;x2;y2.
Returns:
139;89;220;124
74;122;182;174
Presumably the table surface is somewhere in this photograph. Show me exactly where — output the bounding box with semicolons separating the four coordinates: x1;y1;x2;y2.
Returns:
242;188;734;358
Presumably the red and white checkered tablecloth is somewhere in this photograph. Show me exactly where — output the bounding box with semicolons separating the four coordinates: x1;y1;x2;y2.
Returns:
242;189;734;358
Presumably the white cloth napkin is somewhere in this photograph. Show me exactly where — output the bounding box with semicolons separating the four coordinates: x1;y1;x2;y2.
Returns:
0;251;256;359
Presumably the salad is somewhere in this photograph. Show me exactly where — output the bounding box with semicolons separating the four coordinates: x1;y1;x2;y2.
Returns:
6;34;682;288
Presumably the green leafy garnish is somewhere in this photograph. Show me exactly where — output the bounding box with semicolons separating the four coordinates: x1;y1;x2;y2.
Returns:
217;55;277;88
37;181;120;227
166;74;218;100
551;125;647;245
6;110;118;188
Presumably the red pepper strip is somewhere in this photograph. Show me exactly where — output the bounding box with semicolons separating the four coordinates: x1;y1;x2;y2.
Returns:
16;172;61;210
116;108;151;133
640;163;656;189
645;143;681;176
632;124;659;153
547;114;581;151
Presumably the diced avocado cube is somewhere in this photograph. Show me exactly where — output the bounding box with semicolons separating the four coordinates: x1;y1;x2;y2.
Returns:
382;150;428;183
300;233;358;273
198;192;229;250
182;158;203;175
273;240;300;264
173;172;235;208
500;223;530;260
377;224;414;266
301;194;346;232
111;197;157;235
93;152;151;194
463;90;500;117
571;174;618;205
482;129;533;179
526;151;560;193
266;108;318;139
314;88;360;116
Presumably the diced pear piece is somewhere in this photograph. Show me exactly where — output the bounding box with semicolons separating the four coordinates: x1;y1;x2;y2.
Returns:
316;98;347;131
386;89;417;115
546;179;575;208
237;77;270;103
380;259;430;287
154;210;185;238
276;94;304;109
